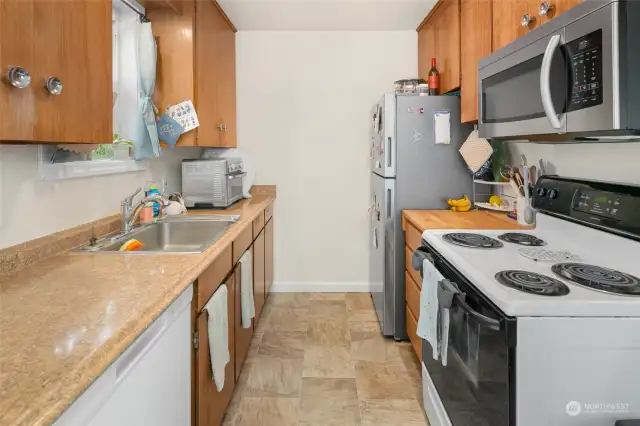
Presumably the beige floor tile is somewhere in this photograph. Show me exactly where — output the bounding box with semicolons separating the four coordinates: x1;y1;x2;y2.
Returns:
301;377;358;400
348;309;380;322
349;328;403;363
303;345;355;378
306;317;350;346
265;307;309;332
298;398;361;426
359;399;428;426
397;343;423;379
345;293;374;312
231;397;300;426
270;292;311;307
308;299;348;318
258;331;306;359
354;361;418;400
310;293;346;300
347;320;381;333
245;358;303;397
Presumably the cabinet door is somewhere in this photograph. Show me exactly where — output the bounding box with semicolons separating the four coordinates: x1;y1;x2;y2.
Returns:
196;274;235;426
537;0;582;25
234;259;253;381
218;14;236;148
265;219;274;295
418;0;461;94
0;0;36;141
33;0;112;143
460;0;492;123
253;229;266;324
492;0;535;51
196;0;236;147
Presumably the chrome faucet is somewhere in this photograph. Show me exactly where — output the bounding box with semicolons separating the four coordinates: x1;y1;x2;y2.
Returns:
120;187;170;233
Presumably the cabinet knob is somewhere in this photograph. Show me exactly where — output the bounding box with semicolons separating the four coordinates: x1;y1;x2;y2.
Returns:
45;76;63;95
7;66;31;88
222;124;228;131
538;1;553;16
217;124;224;131
521;14;535;27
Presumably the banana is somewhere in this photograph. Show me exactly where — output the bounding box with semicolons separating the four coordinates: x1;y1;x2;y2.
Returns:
456;204;471;212
447;195;470;207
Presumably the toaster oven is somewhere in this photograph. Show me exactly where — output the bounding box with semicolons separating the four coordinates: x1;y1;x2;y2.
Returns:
182;158;245;208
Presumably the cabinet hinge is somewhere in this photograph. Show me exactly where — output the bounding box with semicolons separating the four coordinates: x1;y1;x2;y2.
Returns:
193;330;199;349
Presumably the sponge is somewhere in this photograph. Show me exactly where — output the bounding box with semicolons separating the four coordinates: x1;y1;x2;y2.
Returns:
119;239;143;252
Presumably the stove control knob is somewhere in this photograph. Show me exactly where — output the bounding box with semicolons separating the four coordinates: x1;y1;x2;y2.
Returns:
548;189;558;199
536;188;547;197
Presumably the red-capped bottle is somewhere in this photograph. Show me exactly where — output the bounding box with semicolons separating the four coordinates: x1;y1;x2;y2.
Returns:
428;58;439;96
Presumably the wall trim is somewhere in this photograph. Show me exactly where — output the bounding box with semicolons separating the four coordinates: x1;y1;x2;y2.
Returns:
271;281;372;293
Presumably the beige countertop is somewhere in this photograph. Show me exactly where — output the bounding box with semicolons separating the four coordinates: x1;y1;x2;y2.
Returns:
0;193;275;426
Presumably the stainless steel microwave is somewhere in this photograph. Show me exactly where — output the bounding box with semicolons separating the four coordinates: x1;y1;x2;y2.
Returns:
478;0;640;142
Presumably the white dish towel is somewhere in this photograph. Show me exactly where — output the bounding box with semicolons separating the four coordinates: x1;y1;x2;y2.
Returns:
204;284;229;391
417;258;444;361
239;251;255;328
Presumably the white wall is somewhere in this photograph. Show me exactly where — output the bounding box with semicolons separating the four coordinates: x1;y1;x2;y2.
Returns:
506;142;640;185
0;147;200;249
236;31;417;288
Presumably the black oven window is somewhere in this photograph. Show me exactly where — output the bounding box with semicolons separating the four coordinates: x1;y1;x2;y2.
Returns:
482;47;568;124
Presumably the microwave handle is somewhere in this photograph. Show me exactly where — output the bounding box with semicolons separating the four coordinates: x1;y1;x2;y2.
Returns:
227;172;247;180
540;34;566;131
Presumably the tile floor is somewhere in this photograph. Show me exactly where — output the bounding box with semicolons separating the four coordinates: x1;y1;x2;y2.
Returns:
223;293;429;426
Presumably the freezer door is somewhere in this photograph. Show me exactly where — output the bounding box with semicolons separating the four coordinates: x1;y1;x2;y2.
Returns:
370;173;395;336
370;94;396;178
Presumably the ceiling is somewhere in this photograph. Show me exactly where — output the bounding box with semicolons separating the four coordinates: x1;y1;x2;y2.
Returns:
217;0;438;31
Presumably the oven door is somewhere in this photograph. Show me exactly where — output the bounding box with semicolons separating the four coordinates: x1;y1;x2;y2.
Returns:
419;242;516;426
479;28;569;139
225;172;245;205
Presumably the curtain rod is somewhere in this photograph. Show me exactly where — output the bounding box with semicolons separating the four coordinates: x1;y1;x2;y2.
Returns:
119;0;147;20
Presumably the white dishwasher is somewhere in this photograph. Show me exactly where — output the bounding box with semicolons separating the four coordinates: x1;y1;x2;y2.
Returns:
54;285;193;426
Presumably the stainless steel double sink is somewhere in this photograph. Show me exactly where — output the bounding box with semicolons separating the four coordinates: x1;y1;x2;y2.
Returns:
75;215;239;254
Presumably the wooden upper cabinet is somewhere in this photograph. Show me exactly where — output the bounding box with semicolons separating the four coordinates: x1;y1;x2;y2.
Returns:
151;0;236;148
0;0;111;144
460;0;492;123
492;0;535;51
418;0;461;94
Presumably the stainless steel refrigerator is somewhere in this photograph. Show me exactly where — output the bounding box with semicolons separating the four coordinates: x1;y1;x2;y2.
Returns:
369;94;473;339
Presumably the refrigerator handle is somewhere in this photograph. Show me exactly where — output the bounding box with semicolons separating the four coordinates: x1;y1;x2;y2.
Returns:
387;137;392;167
386;188;391;219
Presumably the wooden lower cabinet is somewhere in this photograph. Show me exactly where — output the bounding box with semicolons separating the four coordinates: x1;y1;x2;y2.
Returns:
234;258;254;381
253;230;266;324
265;219;274;295
406;306;422;362
195;272;235;426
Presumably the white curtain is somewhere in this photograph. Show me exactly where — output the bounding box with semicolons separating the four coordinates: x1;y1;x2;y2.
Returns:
135;22;161;159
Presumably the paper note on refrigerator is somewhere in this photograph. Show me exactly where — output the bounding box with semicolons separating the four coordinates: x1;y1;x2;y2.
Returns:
434;110;451;145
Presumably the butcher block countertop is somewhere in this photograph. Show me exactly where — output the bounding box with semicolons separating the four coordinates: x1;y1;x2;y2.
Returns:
0;192;275;426
402;209;532;232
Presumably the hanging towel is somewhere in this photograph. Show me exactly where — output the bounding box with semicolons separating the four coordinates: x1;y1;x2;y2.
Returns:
239;251;255;328
437;279;461;366
204;284;229;391
417;258;443;360
134;21;161;160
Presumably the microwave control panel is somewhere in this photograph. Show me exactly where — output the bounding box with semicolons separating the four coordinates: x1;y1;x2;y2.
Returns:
566;29;603;112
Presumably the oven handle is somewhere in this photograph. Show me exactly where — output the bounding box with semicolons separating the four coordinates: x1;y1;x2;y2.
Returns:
540;34;566;131
453;294;501;331
227;172;247;180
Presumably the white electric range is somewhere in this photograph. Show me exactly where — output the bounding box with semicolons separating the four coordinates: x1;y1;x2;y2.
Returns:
416;176;640;426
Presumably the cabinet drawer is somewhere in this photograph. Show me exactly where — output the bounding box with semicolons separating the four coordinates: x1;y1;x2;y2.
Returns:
265;203;274;222
233;225;253;264
406;306;422;362
196;246;232;312
253;211;265;239
405;222;422;252
405;246;422;290
405;271;421;321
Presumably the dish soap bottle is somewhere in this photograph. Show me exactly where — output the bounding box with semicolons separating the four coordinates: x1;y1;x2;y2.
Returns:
146;182;161;220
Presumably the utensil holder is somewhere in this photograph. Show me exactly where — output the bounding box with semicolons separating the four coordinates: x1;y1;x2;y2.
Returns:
517;196;535;226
